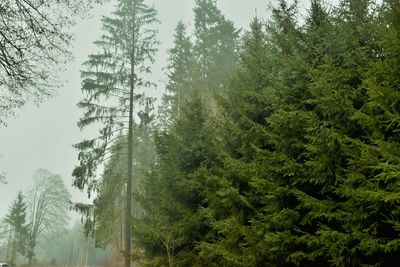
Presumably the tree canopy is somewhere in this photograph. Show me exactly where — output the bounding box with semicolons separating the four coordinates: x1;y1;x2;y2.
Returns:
0;0;103;125
26;169;71;264
2;0;398;266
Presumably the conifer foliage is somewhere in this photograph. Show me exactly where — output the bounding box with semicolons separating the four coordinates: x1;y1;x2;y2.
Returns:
4;191;28;266
75;1;400;266
135;0;400;266
72;0;158;266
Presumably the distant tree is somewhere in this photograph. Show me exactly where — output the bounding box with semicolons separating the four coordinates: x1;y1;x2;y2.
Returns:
26;169;71;265
164;21;194;119
0;0;103;125
193;0;239;113
35;222;112;267
5;191;28;266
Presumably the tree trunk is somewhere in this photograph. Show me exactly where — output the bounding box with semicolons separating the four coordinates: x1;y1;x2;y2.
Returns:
125;2;136;267
6;225;11;263
10;235;16;267
27;239;35;266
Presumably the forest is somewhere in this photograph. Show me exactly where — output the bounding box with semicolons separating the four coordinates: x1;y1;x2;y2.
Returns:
1;0;400;266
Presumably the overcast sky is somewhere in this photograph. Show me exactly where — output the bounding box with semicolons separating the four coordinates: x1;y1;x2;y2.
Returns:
0;0;314;220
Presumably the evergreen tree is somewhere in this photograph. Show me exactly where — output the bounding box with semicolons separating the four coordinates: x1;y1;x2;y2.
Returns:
72;1;158;265
194;9;308;264
199;18;273;266
164;21;194;119
5;191;28;266
127;1;400;266
0;170;5;184
93;111;156;251
197;0;381;265
322;1;400;265
193;0;239;114
135;92;216;266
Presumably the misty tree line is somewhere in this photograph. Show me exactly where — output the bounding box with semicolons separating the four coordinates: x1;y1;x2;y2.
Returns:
72;0;400;266
0;170;110;267
0;1;111;264
1;0;400;267
0;170;70;265
34;223;111;267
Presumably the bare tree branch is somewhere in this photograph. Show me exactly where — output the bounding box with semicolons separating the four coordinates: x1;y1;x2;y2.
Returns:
25;169;71;264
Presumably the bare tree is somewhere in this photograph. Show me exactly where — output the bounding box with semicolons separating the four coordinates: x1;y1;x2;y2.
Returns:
25;169;71;265
0;0;103;125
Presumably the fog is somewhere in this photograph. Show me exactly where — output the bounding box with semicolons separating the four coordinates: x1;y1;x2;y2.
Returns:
0;0;289;220
4;0;395;266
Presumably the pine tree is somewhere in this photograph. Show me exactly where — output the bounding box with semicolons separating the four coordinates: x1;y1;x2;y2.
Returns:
164;21;194;119
193;0;239;114
135;92;216;266
5;191;28;266
72;1;158;266
128;1;400;266
196;16;275;266
324;1;400;265
197;0;375;265
194;0;314;264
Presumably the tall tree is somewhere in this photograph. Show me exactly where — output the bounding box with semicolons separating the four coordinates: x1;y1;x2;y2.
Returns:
195;15;280;266
5;191;28;266
323;0;400;265
193;0;239;114
164;21;194;119
91;0;400;266
135;92;216;266
26;169;70;265
72;1;158;267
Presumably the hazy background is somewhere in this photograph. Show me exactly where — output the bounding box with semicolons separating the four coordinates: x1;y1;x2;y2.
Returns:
0;0;312;220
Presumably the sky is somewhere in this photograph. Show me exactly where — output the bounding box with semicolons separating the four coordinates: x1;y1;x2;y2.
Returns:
0;0;314;220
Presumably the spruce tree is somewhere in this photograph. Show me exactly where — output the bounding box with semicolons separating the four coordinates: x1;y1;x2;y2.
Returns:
5;191;28;266
131;1;400;266
72;1;158;266
164;21;194;119
195;1;313;264
326;1;400;265
135;92;215;266
193;0;239;114
196;16;275;266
